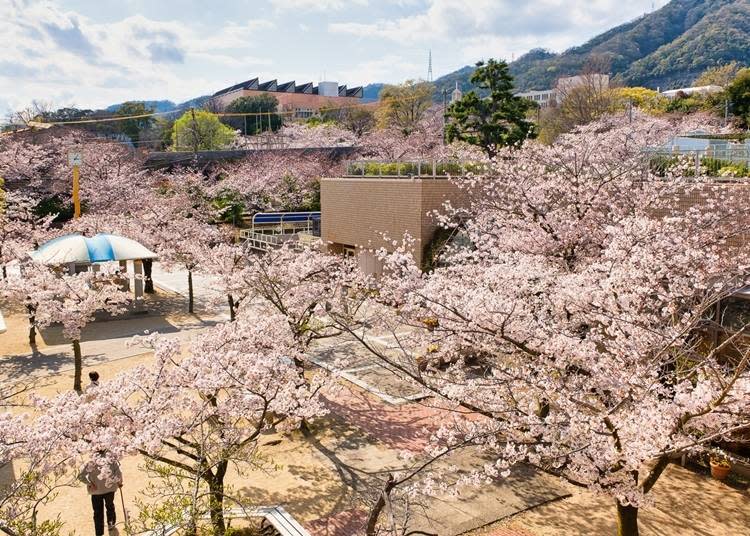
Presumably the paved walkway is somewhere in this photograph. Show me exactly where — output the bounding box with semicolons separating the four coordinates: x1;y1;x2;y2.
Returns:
151;263;221;306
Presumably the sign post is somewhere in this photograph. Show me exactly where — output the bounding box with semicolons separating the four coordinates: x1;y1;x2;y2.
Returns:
68;152;82;218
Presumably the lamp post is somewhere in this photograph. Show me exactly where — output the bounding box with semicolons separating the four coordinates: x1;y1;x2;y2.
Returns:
68;152;82;218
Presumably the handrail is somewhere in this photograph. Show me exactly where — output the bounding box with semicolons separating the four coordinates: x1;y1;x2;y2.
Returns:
140;506;310;536
344;159;486;178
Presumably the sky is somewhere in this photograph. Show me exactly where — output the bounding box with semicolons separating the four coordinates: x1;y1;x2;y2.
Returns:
0;0;669;116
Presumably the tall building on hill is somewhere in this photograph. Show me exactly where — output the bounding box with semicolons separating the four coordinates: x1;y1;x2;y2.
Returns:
211;77;364;119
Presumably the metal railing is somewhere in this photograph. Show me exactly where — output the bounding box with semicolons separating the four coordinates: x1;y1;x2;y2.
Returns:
345;160;487;178
646;146;750;179
142;506;310;536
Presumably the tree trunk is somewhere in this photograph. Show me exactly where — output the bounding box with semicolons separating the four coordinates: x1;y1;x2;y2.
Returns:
227;294;236;321
207;479;226;536
143;259;154;294
366;474;396;536
27;304;36;348
72;340;83;393
187;270;194;314
617;501;639;536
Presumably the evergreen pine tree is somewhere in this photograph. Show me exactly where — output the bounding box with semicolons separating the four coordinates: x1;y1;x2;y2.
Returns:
446;59;536;157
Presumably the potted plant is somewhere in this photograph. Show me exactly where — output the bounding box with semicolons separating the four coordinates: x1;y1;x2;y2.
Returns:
709;450;731;481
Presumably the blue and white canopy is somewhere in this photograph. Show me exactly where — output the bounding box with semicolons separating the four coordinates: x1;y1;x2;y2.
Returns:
30;233;158;265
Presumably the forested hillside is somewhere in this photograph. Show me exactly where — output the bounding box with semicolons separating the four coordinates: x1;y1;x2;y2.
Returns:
431;0;750;95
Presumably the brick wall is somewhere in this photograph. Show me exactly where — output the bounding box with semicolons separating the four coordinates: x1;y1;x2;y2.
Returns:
320;177;467;270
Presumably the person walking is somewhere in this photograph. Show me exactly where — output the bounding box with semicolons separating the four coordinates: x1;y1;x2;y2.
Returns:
78;453;123;535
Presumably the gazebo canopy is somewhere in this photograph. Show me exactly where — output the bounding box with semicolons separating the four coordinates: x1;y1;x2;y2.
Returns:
30;233;158;265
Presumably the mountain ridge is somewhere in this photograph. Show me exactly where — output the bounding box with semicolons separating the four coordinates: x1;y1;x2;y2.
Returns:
430;0;750;97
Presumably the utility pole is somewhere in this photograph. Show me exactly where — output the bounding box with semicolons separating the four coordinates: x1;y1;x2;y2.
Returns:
628;99;633;124
725;99;730;127
442;88;448;145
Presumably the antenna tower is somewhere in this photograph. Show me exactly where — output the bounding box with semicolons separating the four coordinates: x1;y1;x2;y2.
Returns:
428;49;433;82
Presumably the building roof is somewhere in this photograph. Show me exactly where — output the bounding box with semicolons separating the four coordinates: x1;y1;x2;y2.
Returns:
213;77;259;97
213;77;363;99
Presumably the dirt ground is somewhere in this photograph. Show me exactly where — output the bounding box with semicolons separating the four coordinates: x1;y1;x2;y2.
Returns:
469;463;750;536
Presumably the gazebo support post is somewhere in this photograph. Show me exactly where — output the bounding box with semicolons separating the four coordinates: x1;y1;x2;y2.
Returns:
119;261;130;291
143;259;155;294
133;260;144;299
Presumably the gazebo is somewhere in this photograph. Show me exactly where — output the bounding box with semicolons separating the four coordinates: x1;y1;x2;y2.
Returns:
30;233;158;299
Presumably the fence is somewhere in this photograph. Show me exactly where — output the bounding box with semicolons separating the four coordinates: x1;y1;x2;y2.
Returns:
646;146;750;179
345;160;487;178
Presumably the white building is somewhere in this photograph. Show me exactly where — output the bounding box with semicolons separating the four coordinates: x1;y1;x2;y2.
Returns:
660;85;723;99
515;89;557;108
515;74;610;108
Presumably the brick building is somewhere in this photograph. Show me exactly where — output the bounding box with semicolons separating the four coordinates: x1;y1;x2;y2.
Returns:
211;78;364;118
320;174;469;275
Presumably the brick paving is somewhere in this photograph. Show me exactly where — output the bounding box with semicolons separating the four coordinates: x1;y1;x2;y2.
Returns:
323;386;445;452
307;508;368;536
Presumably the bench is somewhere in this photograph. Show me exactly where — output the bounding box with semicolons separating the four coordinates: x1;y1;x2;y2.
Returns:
141;505;311;536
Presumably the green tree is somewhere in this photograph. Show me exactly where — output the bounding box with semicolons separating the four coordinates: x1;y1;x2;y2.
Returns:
171;109;236;152
694;62;744;87
609;87;669;116
376;80;434;134
224;94;282;135
446;59;536;157
115;101;155;145
726;68;750;127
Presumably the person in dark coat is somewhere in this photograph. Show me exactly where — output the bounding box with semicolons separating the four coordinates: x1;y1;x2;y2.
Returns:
78;453;123;535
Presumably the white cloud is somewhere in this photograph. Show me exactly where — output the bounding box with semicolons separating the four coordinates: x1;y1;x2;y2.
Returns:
0;2;276;112
269;0;367;11
330;0;658;47
342;54;422;85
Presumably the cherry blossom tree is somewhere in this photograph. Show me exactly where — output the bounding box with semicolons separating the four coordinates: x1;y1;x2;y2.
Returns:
22;313;325;536
337;115;750;536
130;169;225;312
211;151;340;213
0;378;76;536
360;106;459;161
26;263;130;392
198;243;249;321
0;135;66;191
234;244;358;366
0;192;53;279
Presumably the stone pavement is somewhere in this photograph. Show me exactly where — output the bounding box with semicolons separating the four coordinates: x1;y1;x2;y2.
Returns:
311;336;427;405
